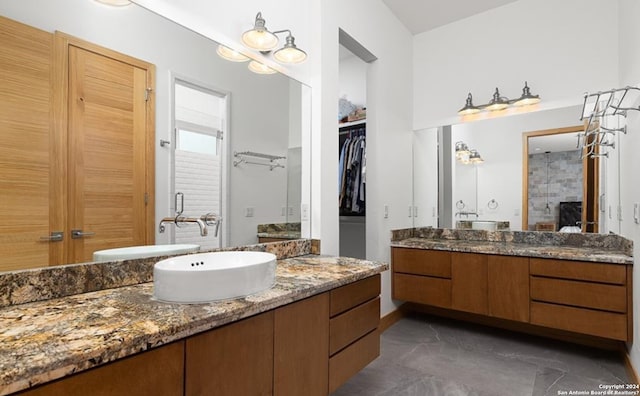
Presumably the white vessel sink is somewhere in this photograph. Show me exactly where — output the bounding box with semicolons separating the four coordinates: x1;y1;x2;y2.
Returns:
93;244;200;262
153;251;277;303
471;221;498;231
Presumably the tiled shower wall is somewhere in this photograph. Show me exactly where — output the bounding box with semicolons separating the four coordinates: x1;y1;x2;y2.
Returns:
527;150;582;230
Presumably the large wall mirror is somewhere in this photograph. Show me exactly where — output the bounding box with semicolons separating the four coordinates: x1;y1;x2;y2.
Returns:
0;0;311;272
413;104;621;234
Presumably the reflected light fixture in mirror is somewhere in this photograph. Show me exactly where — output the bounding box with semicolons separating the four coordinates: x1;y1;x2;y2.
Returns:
455;141;483;164
94;0;131;6
458;81;540;116
248;60;277;74
216;45;250;62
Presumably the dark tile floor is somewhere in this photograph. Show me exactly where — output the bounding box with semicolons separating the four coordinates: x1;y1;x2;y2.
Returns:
332;314;631;396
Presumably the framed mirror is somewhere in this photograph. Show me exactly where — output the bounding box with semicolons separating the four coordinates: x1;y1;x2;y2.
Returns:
412;104;619;233
0;0;311;271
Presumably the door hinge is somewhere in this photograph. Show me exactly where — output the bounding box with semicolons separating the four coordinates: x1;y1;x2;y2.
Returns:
144;192;149;205
144;87;153;102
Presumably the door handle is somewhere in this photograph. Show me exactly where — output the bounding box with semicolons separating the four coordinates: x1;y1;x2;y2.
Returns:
71;229;96;239
40;231;64;242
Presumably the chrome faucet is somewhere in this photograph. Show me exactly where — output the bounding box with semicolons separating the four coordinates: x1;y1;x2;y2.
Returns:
455;211;479;218
201;213;222;237
159;215;208;236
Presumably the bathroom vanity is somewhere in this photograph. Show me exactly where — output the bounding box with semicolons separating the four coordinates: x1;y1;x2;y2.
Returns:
391;228;633;345
0;240;387;395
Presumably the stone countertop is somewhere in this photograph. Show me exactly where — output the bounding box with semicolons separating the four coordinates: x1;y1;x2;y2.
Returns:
257;231;302;239
391;237;633;265
0;256;388;395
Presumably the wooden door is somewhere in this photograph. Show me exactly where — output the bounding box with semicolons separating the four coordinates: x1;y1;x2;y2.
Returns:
185;312;274;396
451;253;488;315
487;255;529;322
274;293;329;396
0;17;53;271
64;36;155;263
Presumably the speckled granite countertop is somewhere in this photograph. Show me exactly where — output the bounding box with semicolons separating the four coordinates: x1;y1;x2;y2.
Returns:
257;231;302;239
0;256;387;395
390;228;633;265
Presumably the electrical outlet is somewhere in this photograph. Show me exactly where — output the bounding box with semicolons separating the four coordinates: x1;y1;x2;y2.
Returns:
634;203;639;224
288;206;294;216
245;207;254;217
413;206;418;218
281;206;286;216
514;208;520;216
384;205;389;219
432;207;436;217
301;204;309;220
408;206;412;217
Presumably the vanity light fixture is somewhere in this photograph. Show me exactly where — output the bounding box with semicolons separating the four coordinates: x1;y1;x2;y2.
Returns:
458;82;541;116
455;141;483;164
242;12;307;64
216;45;250;62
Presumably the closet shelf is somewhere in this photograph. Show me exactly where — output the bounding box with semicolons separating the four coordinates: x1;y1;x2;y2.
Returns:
233;151;286;171
339;119;366;129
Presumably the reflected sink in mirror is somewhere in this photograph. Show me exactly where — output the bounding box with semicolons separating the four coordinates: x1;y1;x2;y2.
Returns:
471;221;498;231
93;244;200;262
153;251;277;303
456;220;510;231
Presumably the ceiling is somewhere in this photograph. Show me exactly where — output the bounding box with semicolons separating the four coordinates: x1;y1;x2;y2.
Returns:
382;0;519;35
528;133;582;155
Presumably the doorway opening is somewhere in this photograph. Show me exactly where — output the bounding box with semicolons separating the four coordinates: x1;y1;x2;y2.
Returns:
171;77;229;249
338;29;377;259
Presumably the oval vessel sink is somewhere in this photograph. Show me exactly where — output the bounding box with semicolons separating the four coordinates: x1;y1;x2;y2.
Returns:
153;251;277;303
93;244;200;261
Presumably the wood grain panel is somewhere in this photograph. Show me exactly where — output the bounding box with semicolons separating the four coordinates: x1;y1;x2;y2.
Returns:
488;255;529;322
20;341;184;396
531;301;627;341
329;329;379;393
330;297;380;355
0;16;53;270
274;293;329;396
330;274;380;316
451;253;487;315
67;44;152;263
530;258;625;285
393;273;451;308
392;247;451;278
185;312;274;396
531;277;626;313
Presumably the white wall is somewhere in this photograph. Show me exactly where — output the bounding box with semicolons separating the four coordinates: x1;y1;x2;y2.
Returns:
319;0;414;316
339;52;368;109
617;0;640;376
413;128;439;228
413;0;620;129
450;106;583;230
0;0;293;248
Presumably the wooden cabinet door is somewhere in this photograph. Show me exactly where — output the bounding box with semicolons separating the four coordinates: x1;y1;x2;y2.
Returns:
66;41;154;263
20;341;184;396
185;312;274;396
274;293;329;396
488;255;529;322
0;17;53;271
451;253;488;315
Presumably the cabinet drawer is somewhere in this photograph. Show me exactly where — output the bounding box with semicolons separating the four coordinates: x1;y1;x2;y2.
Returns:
392;248;451;278
530;302;627;341
329;329;379;394
530;258;626;285
531;277;626;313
330;297;380;355
393;273;451;308
330;274;380;317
